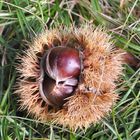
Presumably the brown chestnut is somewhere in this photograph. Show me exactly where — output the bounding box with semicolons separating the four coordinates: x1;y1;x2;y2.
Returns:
39;46;82;107
122;52;140;68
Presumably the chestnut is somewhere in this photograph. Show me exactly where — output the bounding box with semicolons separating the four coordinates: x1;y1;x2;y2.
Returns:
39;46;82;107
122;52;140;68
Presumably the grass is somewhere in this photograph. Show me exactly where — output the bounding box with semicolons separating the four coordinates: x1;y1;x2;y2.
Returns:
0;0;140;139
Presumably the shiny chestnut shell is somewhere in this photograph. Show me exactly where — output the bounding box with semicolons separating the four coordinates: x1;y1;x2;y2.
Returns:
39;47;82;107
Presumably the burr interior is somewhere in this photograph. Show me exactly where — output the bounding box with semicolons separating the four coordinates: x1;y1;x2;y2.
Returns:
39;46;82;107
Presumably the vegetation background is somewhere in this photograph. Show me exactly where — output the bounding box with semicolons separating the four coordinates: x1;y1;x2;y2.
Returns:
0;0;140;139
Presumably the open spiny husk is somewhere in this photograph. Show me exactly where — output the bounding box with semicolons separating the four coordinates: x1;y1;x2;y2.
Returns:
15;25;124;130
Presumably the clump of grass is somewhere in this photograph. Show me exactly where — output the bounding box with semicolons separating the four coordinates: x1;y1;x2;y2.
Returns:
0;0;140;139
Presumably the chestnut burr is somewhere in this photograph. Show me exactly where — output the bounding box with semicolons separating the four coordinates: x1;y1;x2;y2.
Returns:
15;25;124;130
